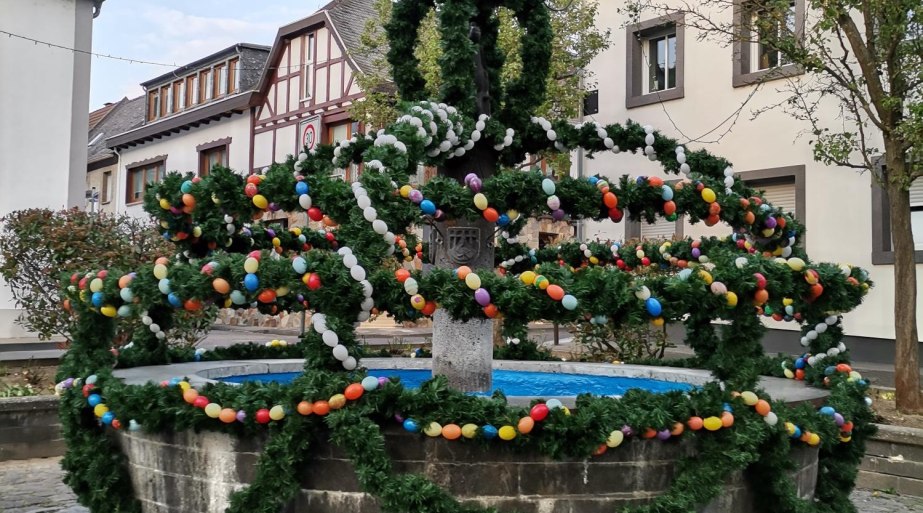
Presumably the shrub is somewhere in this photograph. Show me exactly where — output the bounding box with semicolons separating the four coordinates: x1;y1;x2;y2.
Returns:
0;208;214;345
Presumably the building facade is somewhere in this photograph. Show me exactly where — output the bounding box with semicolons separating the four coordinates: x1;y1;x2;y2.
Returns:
0;0;103;338
581;2;916;344
107;44;270;217
250;0;374;174
86;97;144;213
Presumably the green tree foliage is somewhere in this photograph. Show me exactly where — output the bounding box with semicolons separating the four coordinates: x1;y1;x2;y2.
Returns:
0;208;214;345
352;0;610;174
634;0;923;412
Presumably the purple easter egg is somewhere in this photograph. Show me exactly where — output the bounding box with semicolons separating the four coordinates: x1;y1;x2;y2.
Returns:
657;429;671;440
552;209;565;221
464;173;478;185
63;378;74;388
765;216;777;228
296;294;304;302
242;228;252;236
170;207;183;215
691;248;701;258
834;413;844;426
236;410;247;422
469;177;482;193
394;413;404;423
378;377;390;387
408;189;424;204
266;229;276;238
474;288;491;306
621;425;634;436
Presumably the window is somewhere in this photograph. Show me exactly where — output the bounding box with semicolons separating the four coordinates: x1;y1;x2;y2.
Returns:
126;159;166;204
202;70;213;101
229;58;239;93
327;121;362;181
147;90;159;121
740;164;805;236
101;171;111;203
871;157;923;263
641;217;678;240
177;81;185;110
303;35;316;99
733;0;804;87
199;145;228;177
186;76;197;107
626;13;685;109
161;86;169;117
165;86;174;114
216;64;228;96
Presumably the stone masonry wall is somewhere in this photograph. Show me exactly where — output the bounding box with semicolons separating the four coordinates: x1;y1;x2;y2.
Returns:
117;426;818;513
0;396;64;461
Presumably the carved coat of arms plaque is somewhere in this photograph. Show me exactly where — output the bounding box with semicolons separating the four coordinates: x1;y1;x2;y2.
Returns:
446;227;481;265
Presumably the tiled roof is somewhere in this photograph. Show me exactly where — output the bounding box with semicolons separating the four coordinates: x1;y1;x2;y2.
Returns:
325;0;383;75
87;96;145;165
88;101;119;131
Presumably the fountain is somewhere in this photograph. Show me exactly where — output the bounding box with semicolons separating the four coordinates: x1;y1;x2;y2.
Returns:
55;2;875;513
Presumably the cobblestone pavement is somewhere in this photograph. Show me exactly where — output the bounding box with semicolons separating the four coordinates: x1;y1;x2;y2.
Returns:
2;457;922;513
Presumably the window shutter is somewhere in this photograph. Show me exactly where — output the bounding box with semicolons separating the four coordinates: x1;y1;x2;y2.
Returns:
640;217;675;239
759;183;796;216
909;178;923;208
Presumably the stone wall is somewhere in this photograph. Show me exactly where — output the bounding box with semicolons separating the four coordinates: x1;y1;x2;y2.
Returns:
859;424;923;496
117;426;818;513
0;396;63;461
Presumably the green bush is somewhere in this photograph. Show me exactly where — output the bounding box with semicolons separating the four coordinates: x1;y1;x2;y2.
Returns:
0;208;214;345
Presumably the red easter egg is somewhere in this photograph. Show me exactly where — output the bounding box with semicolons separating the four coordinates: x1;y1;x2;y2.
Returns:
308;207;323;221
255;408;271;424
307;273;322;290
530;403;550;422
193;396;209;409
344;383;364;401
258;289;277;303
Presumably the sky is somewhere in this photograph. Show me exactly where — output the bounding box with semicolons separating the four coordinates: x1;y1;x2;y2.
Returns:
89;0;328;110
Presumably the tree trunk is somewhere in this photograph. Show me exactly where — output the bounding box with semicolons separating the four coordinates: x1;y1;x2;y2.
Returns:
885;151;923;413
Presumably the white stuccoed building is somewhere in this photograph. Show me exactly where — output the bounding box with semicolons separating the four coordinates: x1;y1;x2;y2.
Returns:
0;0;104;338
577;1;916;349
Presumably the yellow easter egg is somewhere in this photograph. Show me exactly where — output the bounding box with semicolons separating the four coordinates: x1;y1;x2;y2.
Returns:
159;198;171;210
701;188;716;203
507;209;519;220
740;391;758;406
703;416;722;431
589;256;599;265
179;381;190;391
699;271;713;285
243;257;259;274
252;194;268;209
328;394;347;410
424;422;443;437
782;298;794;306
269;405;286;421
606;430;624;448
90;278;103;292
473;193;488;211
100;305;117;318
498;425;517;441
94;404;109;417
465;273;481;290
461;423;479;439
520;271;536;285
400;185;412;198
153;264;168;280
726;292;738;307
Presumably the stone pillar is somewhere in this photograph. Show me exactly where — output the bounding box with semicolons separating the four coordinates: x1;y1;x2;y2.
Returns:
428;217;495;392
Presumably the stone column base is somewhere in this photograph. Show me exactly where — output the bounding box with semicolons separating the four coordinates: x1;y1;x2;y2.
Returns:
431;309;493;392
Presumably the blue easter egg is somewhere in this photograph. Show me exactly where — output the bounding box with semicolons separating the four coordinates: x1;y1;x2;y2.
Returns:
824;366;836;376
181;180;193;193
91;292;104;307
88;394;102;407
86;375;98;385
158;278;171;294
481;425;498;439
661;185;674;201
292;257;307;274
819;406;835;416
230;290;247;305
169;378;181;386
678;269;693;280
420;200;436;215
723;403;733;413
795;358;805;369
102;411;115;425
403;419;419;433
119;287;134;302
636;176;646;185
244;273;259;292
561;294;578;310
168;293;182;307
193;354;202;362
541;178;556;195
295;181;309;195
645;298;662;317
361;376;380;391
588;176;599;185
497;214;510;226
791;426;802;439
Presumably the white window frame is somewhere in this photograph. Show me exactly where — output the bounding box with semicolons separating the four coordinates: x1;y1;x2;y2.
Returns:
178;82;185;109
191;76;199;105
750;0;796;73
303;34;315;100
152;92;160;119
165;87;174;114
641;30;678;94
205;71;214;100
219;66;229;96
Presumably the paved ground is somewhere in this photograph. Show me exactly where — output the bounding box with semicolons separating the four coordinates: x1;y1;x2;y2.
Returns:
1;457;921;513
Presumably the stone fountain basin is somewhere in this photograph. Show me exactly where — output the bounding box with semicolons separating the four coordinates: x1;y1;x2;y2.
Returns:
111;360;825;513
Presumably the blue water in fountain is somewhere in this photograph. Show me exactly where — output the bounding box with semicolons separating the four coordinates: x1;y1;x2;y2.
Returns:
221;369;693;396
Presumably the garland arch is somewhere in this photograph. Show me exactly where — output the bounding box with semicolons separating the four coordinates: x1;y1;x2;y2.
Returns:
56;99;874;513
